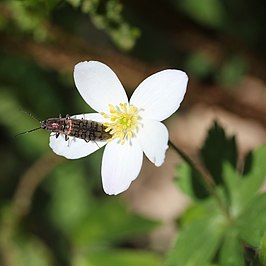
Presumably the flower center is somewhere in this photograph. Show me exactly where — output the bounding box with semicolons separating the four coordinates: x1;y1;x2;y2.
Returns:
101;103;141;144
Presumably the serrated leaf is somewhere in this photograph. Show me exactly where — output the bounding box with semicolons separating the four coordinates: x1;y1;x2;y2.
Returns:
219;228;244;266
242;150;253;176
236;193;266;247
175;162;209;200
73;249;162;266
222;146;266;217
166;214;225;266
180;198;222;227
176;163;203;199
177;121;238;201
222;163;242;215
236;146;266;210
201;121;238;186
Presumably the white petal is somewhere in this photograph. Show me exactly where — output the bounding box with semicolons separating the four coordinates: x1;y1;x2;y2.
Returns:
101;139;143;195
49;113;107;159
74;61;128;113
137;119;169;166
130;69;188;121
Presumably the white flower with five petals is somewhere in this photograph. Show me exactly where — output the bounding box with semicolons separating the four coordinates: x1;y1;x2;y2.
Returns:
50;61;188;195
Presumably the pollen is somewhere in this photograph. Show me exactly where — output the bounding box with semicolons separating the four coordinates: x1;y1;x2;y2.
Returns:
101;103;141;144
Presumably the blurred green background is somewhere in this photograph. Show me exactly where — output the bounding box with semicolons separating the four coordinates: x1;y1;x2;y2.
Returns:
0;0;266;265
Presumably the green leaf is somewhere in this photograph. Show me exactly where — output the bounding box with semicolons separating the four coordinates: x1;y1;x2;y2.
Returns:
178;0;226;29
259;232;266;266
236;146;266;210
219;228;244;266
176;163;199;199
201;121;238;186
66;0;82;8
0;89;49;157
48;162;93;235
180;198;221;226
222;163;242;215
177;121;238;201
79;0;140;51
73;249;162;266
166;214;225;266
48;162;157;248
222;146;266;216
222;145;266;216
0;53;66;114
175;162;209;200
72;198;158;247
242;150;253;176
7;234;54;266
236;193;266;247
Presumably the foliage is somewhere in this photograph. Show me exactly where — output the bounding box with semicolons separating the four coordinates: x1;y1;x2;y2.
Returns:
0;0;265;265
177;0;226;29
69;0;140;51
1;0;139;51
171;121;266;266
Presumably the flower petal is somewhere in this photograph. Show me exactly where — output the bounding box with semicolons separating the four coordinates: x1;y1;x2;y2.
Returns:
137;119;169;166
130;69;188;121
49;113;107;159
74;61;128;113
101;139;143;195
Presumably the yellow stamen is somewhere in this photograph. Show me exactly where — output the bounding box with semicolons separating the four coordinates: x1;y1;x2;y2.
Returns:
101;103;142;144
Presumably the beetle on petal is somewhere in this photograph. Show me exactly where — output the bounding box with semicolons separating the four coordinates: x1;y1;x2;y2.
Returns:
50;61;188;195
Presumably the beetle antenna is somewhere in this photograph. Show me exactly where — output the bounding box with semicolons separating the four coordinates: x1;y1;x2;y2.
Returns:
15;127;42;137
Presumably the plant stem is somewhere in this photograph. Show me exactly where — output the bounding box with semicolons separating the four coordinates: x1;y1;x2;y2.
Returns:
169;140;231;221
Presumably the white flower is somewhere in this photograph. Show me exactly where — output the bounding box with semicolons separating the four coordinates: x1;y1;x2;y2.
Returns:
50;61;188;195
